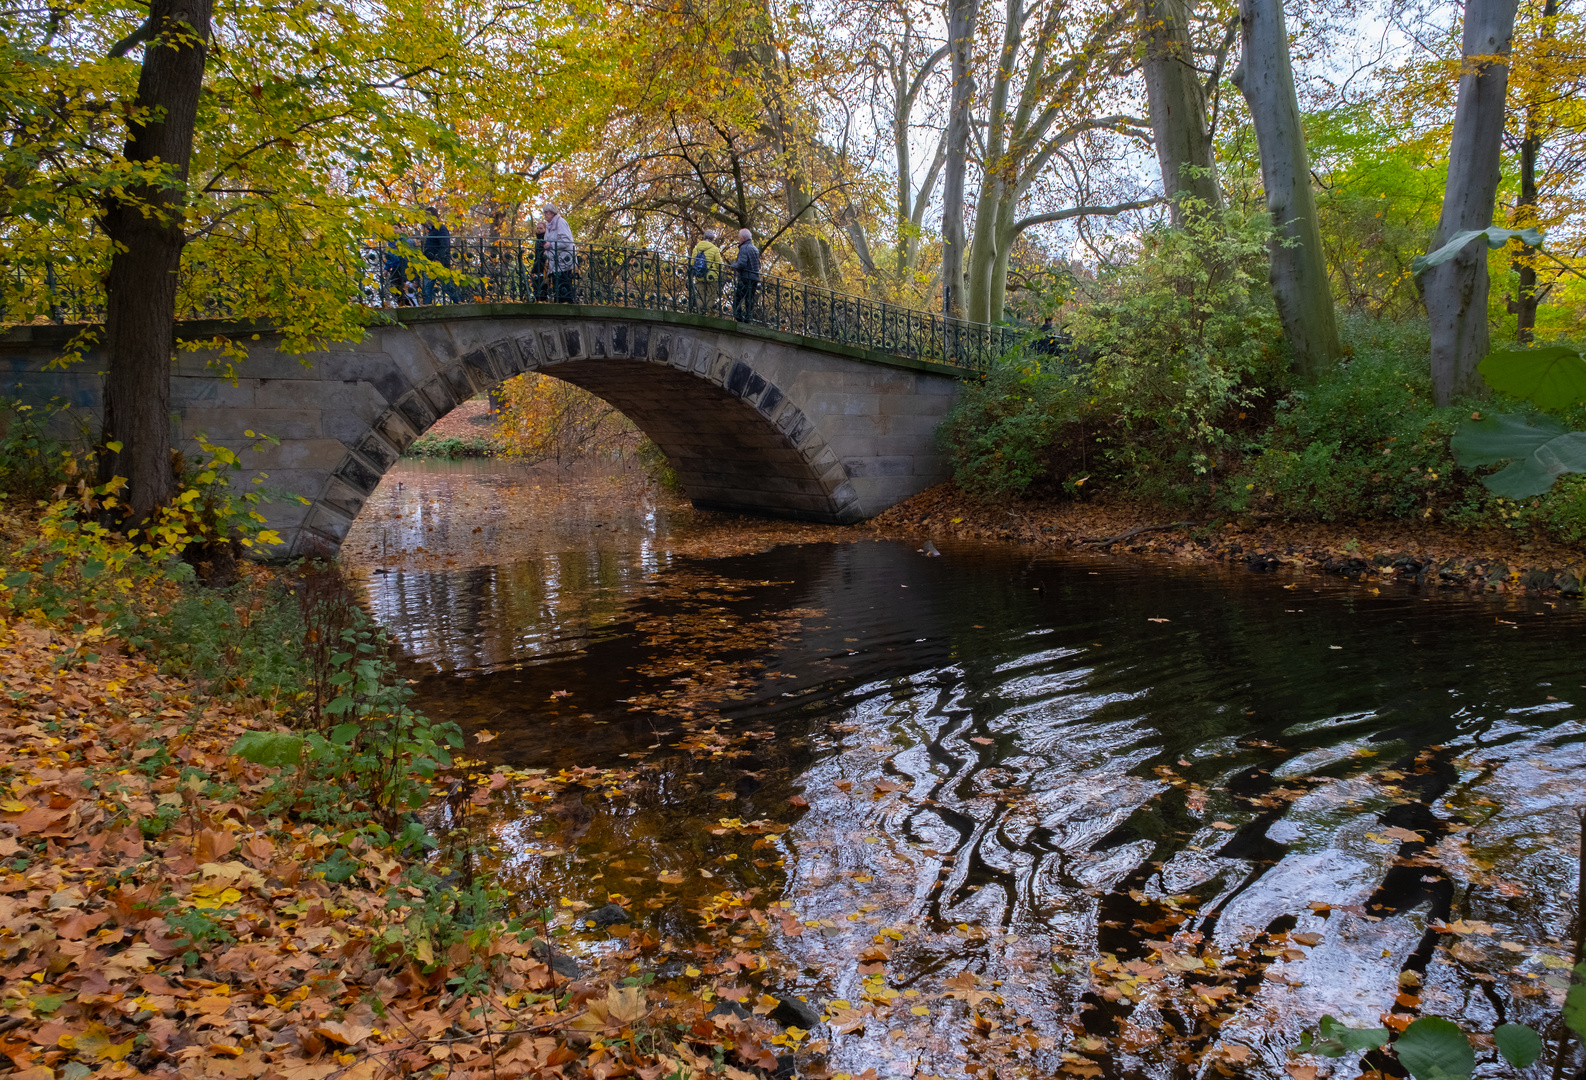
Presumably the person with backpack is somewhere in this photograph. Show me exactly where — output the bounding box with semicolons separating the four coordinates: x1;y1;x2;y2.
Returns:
728;228;760;322
688;229;724;314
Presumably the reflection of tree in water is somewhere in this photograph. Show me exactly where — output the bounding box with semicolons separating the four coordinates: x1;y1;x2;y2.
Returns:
494;372;643;466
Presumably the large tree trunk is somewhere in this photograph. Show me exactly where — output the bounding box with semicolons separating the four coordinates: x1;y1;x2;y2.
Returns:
1422;0;1520;405
1141;0;1221;217
1511;0;1556;344
100;0;214;521
1233;0;1339;376
940;0;978;318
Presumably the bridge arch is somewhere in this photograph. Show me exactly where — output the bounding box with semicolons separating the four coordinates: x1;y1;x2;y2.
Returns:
306;312;887;553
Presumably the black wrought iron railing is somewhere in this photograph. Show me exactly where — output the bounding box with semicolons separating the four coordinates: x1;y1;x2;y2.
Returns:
3;237;1021;372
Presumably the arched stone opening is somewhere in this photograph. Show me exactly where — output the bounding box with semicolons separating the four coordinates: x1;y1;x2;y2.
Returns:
296;318;866;556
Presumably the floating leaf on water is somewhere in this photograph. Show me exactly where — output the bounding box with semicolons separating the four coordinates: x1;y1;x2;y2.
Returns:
1395;1017;1475;1080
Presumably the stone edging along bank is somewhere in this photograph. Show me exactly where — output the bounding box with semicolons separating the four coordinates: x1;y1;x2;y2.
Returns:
862;483;1586;597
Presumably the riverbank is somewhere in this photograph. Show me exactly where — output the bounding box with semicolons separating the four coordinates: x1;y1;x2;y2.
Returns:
0;491;801;1080
866;483;1586;595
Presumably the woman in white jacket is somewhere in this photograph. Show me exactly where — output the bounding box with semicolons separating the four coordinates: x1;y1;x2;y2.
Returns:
543;204;576;303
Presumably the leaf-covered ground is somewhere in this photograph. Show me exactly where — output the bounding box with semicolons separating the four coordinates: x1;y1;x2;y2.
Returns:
867;483;1586;594
0;598;815;1080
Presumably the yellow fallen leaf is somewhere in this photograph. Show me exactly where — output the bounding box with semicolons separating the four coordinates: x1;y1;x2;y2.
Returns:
684;965;702;977
609;986;648;1023
0;800;27;813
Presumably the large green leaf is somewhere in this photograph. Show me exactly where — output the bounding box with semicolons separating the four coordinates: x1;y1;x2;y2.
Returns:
1395;1017;1475;1080
1450;411;1586;498
1307;1015;1391;1057
1411;226;1544;277
1565;976;1586;1039
1494;1023;1543;1068
1478;344;1586;411
230;730;305;767
1451;412;1566;466
1482;431;1586;498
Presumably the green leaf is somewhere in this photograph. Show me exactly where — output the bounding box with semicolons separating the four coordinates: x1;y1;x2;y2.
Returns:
1320;1015;1391;1052
1565;980;1586;1039
330;722;360;746
1450;411;1586;498
1478;344;1586;411
1481;432;1586;498
1451;412;1567;466
229;730;305;767
1412;226;1544;276
1395;1017;1475;1080
1494;1024;1542;1068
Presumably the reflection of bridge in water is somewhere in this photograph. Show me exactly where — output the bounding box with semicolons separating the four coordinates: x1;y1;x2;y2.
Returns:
3;240;1022;556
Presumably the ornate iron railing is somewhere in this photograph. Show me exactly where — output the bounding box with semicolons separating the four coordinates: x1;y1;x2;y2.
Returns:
3;237;1021;372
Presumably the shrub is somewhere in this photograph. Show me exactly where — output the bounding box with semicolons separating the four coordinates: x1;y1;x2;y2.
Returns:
936;355;1095;498
404;433;499;458
0;398;71;501
1065;202;1285;497
1221;317;1472;520
940;205;1283;501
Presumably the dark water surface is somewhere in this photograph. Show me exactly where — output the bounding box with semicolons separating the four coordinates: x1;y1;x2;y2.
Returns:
355;469;1586;1079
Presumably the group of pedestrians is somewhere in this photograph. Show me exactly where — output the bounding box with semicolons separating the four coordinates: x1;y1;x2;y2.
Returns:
381;205;763;321
686;227;760;321
382;207;454;306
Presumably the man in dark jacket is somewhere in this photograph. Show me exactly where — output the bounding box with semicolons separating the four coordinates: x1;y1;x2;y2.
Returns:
422;207;452;303
729;228;760;322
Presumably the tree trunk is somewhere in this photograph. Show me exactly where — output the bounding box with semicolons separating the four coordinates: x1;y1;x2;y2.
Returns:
1141;0;1221;217
940;0;978;318
1512;0;1555;344
100;0;214;522
1234;0;1339;376
1422;0;1520;405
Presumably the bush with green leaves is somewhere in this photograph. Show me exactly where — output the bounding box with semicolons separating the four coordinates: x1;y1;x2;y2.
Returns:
1222;318;1473;520
936;351;1094;498
230;564;462;828
1064;202;1285;496
0;398;72;501
940;206;1283;501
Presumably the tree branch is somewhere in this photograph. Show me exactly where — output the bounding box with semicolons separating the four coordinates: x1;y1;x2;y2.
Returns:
1010;196;1165;234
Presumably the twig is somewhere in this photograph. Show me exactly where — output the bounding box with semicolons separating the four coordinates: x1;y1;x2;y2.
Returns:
1081;521;1203;547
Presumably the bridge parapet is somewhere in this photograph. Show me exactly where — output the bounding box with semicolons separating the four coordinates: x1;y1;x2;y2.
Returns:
3;239;1020;373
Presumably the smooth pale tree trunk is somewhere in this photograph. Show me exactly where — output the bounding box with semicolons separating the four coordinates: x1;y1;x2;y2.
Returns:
100;0;214;521
1423;0;1520;404
940;0;978;318
1141;0;1222;217
1234;0;1339;376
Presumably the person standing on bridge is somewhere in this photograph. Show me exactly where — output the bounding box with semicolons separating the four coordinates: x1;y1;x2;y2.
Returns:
531;220;549;301
728;228;760;322
543;204;576;303
422;207;452;304
689;229;724;314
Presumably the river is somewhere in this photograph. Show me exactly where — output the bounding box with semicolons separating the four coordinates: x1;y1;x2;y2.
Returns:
343;458;1586;1080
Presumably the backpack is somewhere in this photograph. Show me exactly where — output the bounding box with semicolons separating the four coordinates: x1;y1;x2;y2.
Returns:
691;250;708;278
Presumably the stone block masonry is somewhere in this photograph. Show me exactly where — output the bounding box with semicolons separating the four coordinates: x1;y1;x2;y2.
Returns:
1;305;968;556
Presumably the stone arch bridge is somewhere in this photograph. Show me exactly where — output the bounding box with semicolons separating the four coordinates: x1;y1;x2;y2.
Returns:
3;304;991;557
